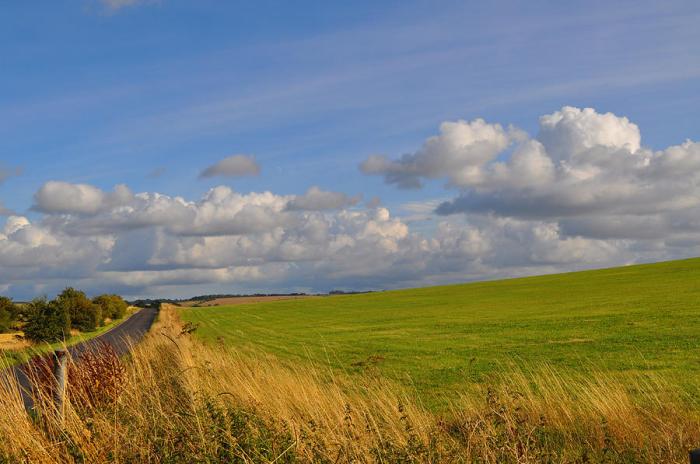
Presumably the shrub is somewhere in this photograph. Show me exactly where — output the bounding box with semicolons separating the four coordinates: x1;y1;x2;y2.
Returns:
23;297;71;343
70;341;126;407
0;296;16;333
28;342;127;414
57;287;102;332
10;301;31;323
93;294;128;321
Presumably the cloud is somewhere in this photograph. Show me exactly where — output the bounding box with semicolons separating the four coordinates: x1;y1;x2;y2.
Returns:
538;106;641;161
398;198;446;222
435;138;700;223
99;0;155;11
360;119;525;188
147;167;166;179
0;202;13;216
0;165;22;184
34;181;133;215
0;215;110;282
366;196;382;209
39;185;290;237
363;107;700;245
4;105;700;298
4;177;660;299
199;154;261;179
286;186;360;211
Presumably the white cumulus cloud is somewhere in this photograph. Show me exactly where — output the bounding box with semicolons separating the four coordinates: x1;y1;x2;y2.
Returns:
363;106;700;246
34;181;133;215
360;118;525;189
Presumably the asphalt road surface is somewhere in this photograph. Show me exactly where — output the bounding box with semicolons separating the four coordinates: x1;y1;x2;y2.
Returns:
7;306;158;410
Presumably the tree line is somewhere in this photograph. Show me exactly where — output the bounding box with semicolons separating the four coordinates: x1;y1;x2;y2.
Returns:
0;289;128;343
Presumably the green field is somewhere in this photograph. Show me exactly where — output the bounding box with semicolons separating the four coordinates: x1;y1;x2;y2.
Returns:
179;258;700;407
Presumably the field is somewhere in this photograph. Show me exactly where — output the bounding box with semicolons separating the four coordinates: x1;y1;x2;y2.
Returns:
179;257;700;408
179;295;315;307
3;260;700;463
3;305;699;463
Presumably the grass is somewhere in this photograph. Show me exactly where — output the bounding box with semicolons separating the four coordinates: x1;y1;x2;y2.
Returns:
0;309;137;367
178;257;700;409
2;259;699;462
1;306;698;463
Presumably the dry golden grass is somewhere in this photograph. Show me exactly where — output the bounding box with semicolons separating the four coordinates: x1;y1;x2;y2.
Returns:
0;306;698;463
0;332;29;351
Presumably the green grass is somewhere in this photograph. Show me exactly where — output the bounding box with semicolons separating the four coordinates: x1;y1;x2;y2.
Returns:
179;258;700;408
0;311;135;367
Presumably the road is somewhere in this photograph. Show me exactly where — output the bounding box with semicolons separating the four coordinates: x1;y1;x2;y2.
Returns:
7;306;158;410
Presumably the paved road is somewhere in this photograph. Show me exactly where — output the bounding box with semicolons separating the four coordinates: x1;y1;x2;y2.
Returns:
7;306;158;410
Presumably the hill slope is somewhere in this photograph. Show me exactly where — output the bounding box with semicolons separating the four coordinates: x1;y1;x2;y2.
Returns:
179;257;700;406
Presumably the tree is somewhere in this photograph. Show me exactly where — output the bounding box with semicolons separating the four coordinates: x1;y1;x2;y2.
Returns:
23;297;71;343
0;296;15;333
9;300;30;323
93;294;128;321
56;287;102;332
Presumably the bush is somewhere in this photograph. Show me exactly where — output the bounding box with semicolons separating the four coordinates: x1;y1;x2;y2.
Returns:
57;287;102;332
93;294;128;320
0;297;14;333
70;341;126;407
23;297;71;343
28;341;126;408
10;301;31;323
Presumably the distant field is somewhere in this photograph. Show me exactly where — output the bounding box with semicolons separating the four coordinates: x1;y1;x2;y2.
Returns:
179;258;700;408
179;295;314;307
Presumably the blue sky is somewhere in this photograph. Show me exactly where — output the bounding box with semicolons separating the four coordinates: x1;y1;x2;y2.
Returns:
1;0;699;299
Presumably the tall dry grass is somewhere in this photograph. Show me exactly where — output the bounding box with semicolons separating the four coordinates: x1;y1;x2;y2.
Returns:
0;306;698;463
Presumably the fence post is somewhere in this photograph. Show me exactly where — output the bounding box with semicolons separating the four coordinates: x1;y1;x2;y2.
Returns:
53;349;68;419
690;449;700;464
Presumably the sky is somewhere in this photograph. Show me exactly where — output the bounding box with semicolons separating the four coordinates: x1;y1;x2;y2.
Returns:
1;0;699;299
